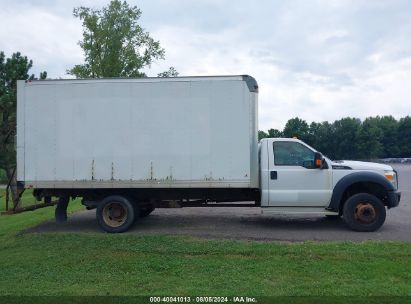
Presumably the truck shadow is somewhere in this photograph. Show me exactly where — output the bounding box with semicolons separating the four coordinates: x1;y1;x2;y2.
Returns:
24;209;351;239
239;215;348;231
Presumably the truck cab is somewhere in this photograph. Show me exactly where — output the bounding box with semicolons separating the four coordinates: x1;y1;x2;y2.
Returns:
259;138;401;231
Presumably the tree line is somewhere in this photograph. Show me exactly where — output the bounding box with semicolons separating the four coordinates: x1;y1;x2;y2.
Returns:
259;116;411;160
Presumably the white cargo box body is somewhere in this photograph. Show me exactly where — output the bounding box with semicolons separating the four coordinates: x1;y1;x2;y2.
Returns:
17;76;259;189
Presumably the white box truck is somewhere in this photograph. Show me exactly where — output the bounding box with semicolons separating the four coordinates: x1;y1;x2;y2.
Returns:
16;76;400;233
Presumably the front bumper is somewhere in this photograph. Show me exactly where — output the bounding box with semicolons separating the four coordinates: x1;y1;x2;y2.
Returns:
387;191;401;208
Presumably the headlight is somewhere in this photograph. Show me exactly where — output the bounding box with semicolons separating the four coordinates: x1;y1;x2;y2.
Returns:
384;170;397;188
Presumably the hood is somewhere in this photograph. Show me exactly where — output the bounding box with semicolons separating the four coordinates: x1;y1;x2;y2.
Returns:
332;160;393;171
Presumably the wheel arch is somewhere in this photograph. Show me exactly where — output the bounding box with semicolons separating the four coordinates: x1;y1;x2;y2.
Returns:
328;172;394;212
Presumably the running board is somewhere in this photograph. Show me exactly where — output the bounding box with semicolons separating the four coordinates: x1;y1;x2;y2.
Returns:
261;207;339;215
181;202;257;208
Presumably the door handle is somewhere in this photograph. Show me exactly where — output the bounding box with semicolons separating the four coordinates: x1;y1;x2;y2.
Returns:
270;171;277;180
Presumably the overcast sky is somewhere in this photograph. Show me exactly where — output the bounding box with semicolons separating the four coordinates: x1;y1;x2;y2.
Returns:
1;0;410;130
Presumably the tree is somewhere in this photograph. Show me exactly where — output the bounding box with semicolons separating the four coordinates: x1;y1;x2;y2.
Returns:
398;116;411;157
356;118;383;159
158;67;179;78
368;116;399;158
258;130;268;141
308;121;334;158
0;51;46;204
258;128;283;141
331;118;361;160
267;128;283;138
283;117;309;141
68;0;175;78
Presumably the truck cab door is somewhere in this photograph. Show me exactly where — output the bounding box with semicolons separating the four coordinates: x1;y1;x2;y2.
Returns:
267;140;332;207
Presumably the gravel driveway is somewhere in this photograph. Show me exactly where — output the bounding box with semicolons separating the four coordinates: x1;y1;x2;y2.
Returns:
26;164;411;242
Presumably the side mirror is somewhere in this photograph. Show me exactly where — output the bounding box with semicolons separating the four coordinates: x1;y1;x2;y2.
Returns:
314;152;323;169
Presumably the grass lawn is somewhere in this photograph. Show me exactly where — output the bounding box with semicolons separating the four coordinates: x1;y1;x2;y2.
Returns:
0;187;39;211
0;189;410;297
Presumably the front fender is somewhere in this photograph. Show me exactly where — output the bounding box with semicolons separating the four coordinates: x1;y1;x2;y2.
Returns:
327;171;395;212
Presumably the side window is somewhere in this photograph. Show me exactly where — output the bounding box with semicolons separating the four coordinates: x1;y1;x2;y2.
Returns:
273;141;315;168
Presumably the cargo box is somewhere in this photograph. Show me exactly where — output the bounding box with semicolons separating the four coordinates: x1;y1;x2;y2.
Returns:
17;76;259;189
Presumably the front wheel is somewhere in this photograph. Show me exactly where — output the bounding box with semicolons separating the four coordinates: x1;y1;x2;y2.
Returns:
343;193;386;232
96;196;136;233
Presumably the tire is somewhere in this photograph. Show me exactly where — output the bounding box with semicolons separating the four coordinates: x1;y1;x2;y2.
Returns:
140;205;155;218
96;195;136;233
343;193;386;232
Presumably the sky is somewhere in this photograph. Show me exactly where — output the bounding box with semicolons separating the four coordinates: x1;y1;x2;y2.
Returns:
1;0;411;131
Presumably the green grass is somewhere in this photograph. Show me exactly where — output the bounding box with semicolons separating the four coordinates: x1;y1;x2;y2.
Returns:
0;234;410;296
0;188;48;212
0;190;411;296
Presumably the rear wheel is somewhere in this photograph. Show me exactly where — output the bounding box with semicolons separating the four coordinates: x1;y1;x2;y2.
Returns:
343;193;386;232
96;196;136;233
